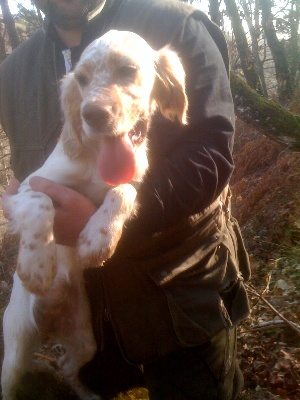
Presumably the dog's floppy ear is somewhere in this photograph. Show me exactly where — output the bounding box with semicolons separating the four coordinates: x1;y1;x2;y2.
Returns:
152;47;188;124
60;72;83;158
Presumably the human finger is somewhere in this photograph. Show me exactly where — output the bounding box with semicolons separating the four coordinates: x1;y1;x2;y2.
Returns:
29;176;73;206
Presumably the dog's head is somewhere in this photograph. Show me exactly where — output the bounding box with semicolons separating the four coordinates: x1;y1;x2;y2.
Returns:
60;30;188;184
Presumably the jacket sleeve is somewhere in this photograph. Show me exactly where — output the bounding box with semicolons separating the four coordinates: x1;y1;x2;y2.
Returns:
135;16;235;233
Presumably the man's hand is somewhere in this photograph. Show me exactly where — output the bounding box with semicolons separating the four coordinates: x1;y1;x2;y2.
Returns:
29;177;97;247
2;177;97;247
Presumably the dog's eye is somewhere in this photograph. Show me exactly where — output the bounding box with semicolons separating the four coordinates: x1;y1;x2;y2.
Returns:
117;65;138;80
75;73;89;86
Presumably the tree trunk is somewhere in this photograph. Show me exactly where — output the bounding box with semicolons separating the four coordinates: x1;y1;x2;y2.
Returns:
260;0;292;105
209;0;222;27
230;72;300;149
289;0;300;90
240;0;268;97
0;0;19;50
224;0;263;93
0;24;6;62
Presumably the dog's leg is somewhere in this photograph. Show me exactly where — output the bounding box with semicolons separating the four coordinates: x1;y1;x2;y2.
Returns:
59;320;101;400
36;246;100;400
1;273;42;400
58;282;101;400
57;274;100;399
3;189;57;296
78;183;137;266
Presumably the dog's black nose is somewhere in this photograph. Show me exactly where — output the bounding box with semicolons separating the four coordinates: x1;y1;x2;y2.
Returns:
82;103;112;131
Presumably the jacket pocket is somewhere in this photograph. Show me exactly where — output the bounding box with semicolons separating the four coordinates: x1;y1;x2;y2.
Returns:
147;244;233;347
147;230;223;287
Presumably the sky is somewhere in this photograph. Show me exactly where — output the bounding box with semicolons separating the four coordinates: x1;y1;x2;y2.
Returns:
8;0;31;14
9;1;34;14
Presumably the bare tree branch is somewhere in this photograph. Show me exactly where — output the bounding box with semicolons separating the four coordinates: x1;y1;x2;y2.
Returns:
246;283;300;336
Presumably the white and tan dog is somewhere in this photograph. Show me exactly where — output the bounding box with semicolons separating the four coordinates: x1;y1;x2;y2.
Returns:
1;30;187;399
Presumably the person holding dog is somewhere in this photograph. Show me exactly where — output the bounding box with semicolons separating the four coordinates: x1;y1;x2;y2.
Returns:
1;0;251;399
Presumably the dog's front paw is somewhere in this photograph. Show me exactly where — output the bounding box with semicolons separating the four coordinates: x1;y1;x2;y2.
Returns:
17;237;57;296
77;185;136;267
77;219;122;267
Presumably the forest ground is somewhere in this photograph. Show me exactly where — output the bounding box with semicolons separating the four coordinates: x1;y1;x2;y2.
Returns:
0;119;299;399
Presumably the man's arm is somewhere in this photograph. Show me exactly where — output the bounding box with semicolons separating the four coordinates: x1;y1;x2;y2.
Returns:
135;16;235;232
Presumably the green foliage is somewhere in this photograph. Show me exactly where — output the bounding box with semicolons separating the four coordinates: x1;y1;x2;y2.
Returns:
14;4;42;42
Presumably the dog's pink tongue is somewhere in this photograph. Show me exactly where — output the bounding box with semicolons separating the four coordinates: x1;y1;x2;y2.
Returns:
97;135;136;186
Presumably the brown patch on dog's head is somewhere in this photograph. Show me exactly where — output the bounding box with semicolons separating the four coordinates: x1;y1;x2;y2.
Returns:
60;72;84;159
152;47;188;125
